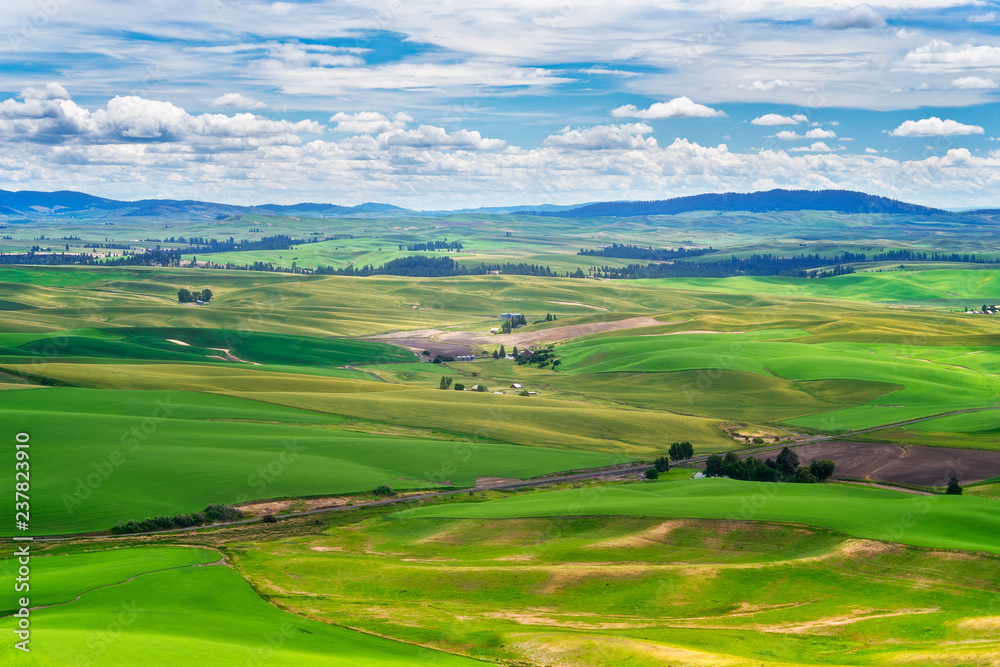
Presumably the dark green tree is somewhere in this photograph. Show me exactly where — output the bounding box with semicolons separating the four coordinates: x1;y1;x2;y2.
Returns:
492;349;499;359
644;467;659;480
809;459;835;481
945;477;963;495
453;383;465;391
790;466;818;483
775;447;800;477
200;288;213;302
438;376;453;390
654;456;670;473
476;384;488;392
499;344;506;358
177;288;193;303
704;454;724;477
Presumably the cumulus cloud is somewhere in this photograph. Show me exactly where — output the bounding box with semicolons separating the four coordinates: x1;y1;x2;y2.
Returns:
21;83;71;101
813;5;886;29
789;142;839;152
372;125;505;150
330;111;413;134
865;147;881;154
951;76;997;89
211;93;266;109
903;40;1000;70
751;113;808;126
0;88;322;146
889;117;984;137
542;123;656;150
611;97;725;119
738;79;791;92
806;128;837;139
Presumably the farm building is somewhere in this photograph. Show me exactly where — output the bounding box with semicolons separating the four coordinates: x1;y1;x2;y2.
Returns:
455;355;476;362
510;383;522;389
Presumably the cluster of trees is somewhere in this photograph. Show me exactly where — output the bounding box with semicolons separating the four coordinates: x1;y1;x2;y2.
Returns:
185;235;319;253
111;503;243;534
803;264;855;278
373;484;396;496
82;242;132;249
177;288;213;303
578;243;714;261
499;313;527;333
0;248;183;267
403;240;463;251
438;376;454;389
646;442;695;479
588;252;870;279
704;447;835;483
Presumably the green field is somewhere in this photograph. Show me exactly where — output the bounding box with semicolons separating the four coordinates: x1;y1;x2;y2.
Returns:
3;213;1000;667
0;388;625;535
228;503;1000;666
0;546;484;665
396;478;1000;554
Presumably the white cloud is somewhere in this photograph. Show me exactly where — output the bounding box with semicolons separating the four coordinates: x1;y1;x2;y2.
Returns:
0;89;322;146
330;111;413;134
789;142;839;152
813;5;886;29
372;125;506;150
20;82;70;101
865;147;880;153
903;40;1000;71
775;130;802;140
806;128;837;139
542;123;656;150
889;117;985;137
967;12;996;23
738;79;791;92
751;113;807;126
611;97;725;119
951;76;998;89
211;93;266;110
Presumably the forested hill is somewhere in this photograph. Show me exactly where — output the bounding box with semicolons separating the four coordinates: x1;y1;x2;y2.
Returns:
522;190;946;218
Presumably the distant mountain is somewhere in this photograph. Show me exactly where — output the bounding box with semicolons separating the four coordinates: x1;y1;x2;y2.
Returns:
0;187;952;220
520;189;947;218
0;188;415;219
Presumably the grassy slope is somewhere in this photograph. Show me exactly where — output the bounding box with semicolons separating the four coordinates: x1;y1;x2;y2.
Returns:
1;362;731;454
0;546;484;666
234;511;1000;667
557;329;1000;432
0;388;624;535
395;478;1000;554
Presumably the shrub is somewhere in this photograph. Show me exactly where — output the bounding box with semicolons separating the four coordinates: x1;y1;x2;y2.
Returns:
644;467;659;480
453;383;465;391
373;484;396;496
261;514;278;523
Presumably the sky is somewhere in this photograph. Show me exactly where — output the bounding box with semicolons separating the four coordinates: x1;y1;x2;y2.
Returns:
0;0;999;209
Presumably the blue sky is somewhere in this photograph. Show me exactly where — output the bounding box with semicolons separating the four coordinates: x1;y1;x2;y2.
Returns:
0;1;999;208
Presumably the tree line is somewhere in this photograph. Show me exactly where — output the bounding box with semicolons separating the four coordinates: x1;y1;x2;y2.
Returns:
703;447;835;483
578;243;714;261
111;503;243;534
402;240;463;251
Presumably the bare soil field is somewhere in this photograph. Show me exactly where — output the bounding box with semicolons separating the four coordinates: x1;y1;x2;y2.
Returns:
746;441;1000;486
